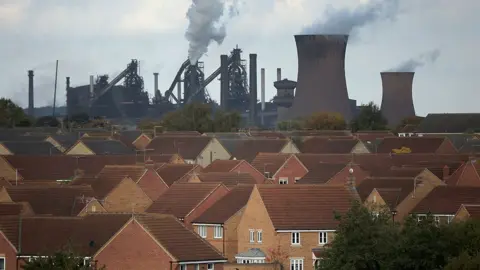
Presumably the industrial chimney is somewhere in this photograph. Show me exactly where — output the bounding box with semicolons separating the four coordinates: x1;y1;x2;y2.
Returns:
277;68;281;81
286;35;352;121
261;68;266;111
220;54;229;110
153;72;159;100
380;72;416;128
249;54;258;125
28;70;34;117
89;75;94;97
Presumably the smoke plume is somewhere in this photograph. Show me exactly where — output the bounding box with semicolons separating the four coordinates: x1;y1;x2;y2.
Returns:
301;0;401;36
185;0;240;65
388;49;441;72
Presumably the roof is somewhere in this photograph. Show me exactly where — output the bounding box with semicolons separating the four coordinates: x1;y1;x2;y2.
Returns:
193;185;254;224
80;140;134;155
445;161;480;186
412;186;480;214
156;164;201;186
376;137;450;153
250;153;292;176
257;185;355;230
158;131;202;136
5;185;96;216
462;204;480;219
1;141;63;155
116;130;144;146
0;134;47;142
147;183;224;219
416;113;480;133
219;139;290;161
368;167;425;178
356;177;416;205
0;202;25;216
203;159;243;173
147;154;181;164
297;163;347;184
49;134;79;149
299;138;360;154
146;136;212;159
235;248;266;258
3;155;138;182
458;138;480;154
196;172;257;188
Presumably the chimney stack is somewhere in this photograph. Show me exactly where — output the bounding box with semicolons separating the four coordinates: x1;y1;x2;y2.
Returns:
249;54;258;126
28;70;34;117
276;68;281;81
220;54;229;110
261;68;266;111
89;75;94;97
153;72;159;100
66;77;70;89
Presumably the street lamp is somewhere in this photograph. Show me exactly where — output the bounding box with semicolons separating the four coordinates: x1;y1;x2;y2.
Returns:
391;209;398;223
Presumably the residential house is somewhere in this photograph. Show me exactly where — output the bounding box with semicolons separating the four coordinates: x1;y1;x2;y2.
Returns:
297;163;369;186
415;113;480;134
116;130;152;150
45;134;79;152
444;160;480;187
203;159;265;184
453;204;480;221
0;185;104;216
219;139;299;162
299;138;370;154
236;185;357;269
192;185;255;260
148;154;185;164
187;172;257;188
156;164;203;186
375;137;457;154
411;186;480;224
71;165;152;212
0;213;226;270
147;183;229;226
251;153;307;184
65;140;134;155
0;141;62;155
0;202;32;216
147;136;231;167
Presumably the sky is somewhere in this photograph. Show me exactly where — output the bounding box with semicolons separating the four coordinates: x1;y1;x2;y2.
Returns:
0;0;478;116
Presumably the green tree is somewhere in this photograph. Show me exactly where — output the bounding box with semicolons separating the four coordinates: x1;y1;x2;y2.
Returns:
445;252;480;269
35;116;61;127
277;120;303;131
22;250;105;270
303;112;347;130
350;102;388;132
0;98;31;127
213;109;241;132
395;116;425;132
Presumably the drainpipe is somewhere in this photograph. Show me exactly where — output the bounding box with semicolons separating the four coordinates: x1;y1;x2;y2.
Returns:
222;225;226;256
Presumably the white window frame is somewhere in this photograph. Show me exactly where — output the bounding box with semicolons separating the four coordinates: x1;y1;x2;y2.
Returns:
198;225;207;238
195;265;200;270
180;265;187;270
279;177;288;185
319;231;328;245
214;226;223;239
257;230;263;243
290;258;304;270
249;229;255;243
0;257;4;270
207;263;214;270
291;232;300;245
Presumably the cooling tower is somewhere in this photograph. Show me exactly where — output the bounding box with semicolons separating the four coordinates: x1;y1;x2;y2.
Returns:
286;35;352;121
380;72;416;128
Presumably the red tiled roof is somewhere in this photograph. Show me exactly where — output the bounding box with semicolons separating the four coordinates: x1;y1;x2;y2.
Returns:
220;139;291;161
0;202;25;216
147;183;224;218
300;138;360;154
156;164;202;186
376;137;451;153
193;185;254;224
146;136;211;159
463;204;480;219
197;172;257;188
356;177;416;204
250;153;292;176
297;163;347;184
412;186;480;214
368;167;425;178
445;161;480;186
202;159;243;173
257;185;355;230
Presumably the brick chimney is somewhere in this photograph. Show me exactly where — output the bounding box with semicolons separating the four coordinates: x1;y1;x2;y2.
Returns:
442;165;450;181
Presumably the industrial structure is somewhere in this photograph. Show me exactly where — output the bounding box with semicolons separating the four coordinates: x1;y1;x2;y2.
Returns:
380;72;416;128
285;35;352;122
28;70;34;117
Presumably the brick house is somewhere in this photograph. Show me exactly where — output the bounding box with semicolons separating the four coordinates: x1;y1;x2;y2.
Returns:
453;204;480;222
0;214;226;270
203;160;265;184
375;137;458;154
146;136;231;167
192;185;254;261
235;185;356;269
65;140;134;155
444;160;480;187
156;164;203;186
298;138;370;154
0;141;63;155
147;183;229;226
411;186;480;224
116;130;152;150
219;139;300;162
187;172;257;189
251;153;307;184
297;163;369;185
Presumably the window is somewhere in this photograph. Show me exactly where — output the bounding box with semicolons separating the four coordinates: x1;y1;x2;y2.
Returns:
91;205;97;212
290;258;304;270
207;263;214;270
198;225;207;238
249;229;255;243
257;230;263;243
180;265;187;270
434;216;441;225
214;226;223;239
0;257;4;270
291;232;300;245
319;232;328;245
195;265;200;270
373;195;377;203
279;178;288;185
417;215;426;222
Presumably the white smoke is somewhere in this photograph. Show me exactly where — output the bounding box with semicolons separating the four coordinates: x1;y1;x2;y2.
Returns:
185;0;240;65
301;0;401;36
388;49;441;72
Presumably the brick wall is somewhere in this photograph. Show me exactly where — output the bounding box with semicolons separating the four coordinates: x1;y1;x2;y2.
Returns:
137;168;169;201
233;162;266;184
273;156;308;185
185;185;229;226
103;178;152;212
0;231;17;270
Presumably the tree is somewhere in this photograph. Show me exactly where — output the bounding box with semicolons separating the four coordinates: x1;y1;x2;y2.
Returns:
35;116;61;127
277;120;303;131
266;244;289;270
445;252;480;269
0;98;31;127
350;102;388;132
303;112;347;130
22;250;105;270
213;109;241;132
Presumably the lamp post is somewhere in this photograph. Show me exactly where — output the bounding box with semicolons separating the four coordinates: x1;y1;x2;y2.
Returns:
391;209;398;223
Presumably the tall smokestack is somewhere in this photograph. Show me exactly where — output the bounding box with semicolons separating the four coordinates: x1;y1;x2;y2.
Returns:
220;54;229;110
177;81;182;104
249;54;258;125
261;68;265;111
89;75;94;97
28;70;34;117
66;77;70;90
153;72;159;100
380;72;416;128
286;35;352;121
277;68;281;81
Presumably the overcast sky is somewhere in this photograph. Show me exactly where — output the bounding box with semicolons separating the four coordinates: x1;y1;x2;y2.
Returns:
0;0;478;116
